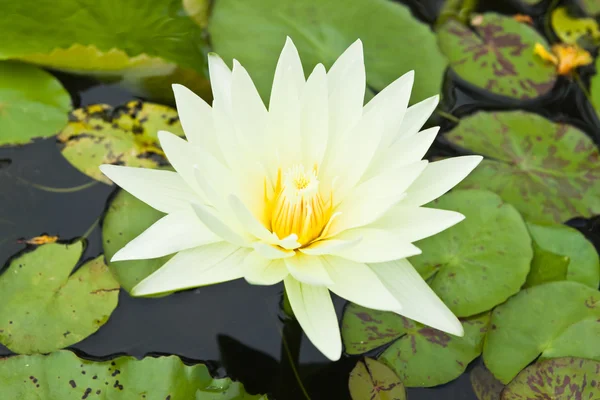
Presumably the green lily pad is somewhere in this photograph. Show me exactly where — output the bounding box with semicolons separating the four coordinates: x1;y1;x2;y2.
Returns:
437;13;556;100
0;350;266;399
589;56;600;119
0;242;119;354
57;101;184;184
447;111;600;224
409;189;532;317
551;7;600;47
502;357;600;399
470;362;504;400
102;190;171;293
527;222;599;288
349;358;406;400
523;242;569;288
580;0;600;17
483;281;600;384
210;0;447;104
341;302;489;387
0;61;71;146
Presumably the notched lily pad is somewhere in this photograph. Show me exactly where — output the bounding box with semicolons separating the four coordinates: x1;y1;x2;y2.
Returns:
483;281;600;384
447;111;600;224
0;61;71;146
349;358;406;400
523;242;569;288
341;302;489;387
102;190;171;293
551;7;600;47
437;13;556;100
0;241;119;354
0;350;266;399
410;189;532;317
57;101;184;184
502;357;600;399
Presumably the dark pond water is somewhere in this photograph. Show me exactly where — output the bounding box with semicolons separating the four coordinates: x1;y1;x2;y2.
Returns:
1;0;600;399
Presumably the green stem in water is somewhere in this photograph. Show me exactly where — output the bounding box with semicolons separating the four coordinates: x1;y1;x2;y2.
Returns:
436;0;479;28
436;110;461;123
16;177;99;193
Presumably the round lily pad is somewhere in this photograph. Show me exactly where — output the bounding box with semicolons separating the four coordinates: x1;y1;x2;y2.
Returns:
341;302;489;387
409;189;532;317
580;0;600;17
0;61;71;146
57;101;184;184
502;357;600;399
349;358;406;400
446;111;600;224
527;222;599;288
0;350;266;399
470;362;504;400
437;13;556;100
210;0;447;103
102;190;172;293
483;281;600;384
0;242;119;354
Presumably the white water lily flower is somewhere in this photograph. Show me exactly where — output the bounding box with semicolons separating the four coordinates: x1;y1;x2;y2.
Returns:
100;38;482;361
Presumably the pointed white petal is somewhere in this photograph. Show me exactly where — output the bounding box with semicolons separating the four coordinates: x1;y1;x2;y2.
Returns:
284;253;334;286
252;242;295;259
300;236;361;256
284;276;342;361
132;243;248;296
371;206;465;242
243;250;289;285
270;37;305;110
370;259;464;336
99;165;198;214
301;64;328;168
112;207;220;262
191;202;248;247
328;228;421;263
208;53;232;109
157;130;203;194
321;256;402;312
394;95;439;143
403;156;483;206
228;195;275;242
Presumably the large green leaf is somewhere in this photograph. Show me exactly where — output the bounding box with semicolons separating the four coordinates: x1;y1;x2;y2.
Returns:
349;358;406;400
57;101;184;184
483;281;600;384
209;0;447;104
446;111;600;224
527;222;599;288
0;61;71;146
0;350;266;399
437;14;556;100
409;190;532;317
341;303;489;387
0;242;119;354
102;190;171;293
502;357;600;399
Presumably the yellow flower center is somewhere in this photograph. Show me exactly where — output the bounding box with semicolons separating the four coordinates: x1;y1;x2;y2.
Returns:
269;164;332;246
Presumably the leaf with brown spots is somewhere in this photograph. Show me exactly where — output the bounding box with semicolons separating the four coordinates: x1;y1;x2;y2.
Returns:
0;242;119;354
502;357;600;399
470;361;504;400
483;281;600;384
349;358;406;400
437;13;556;99
447;111;600;224
341;302;490;387
57;101;184;185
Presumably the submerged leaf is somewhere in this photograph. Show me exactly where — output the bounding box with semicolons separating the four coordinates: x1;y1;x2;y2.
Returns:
502;357;600;399
57;101;184;184
349;358;406;400
483;281;600;384
0;242;119;354
447;111;600;224
210;0;447;103
437;13;556;99
0;350;266;399
410;190;532;317
0;61;71;146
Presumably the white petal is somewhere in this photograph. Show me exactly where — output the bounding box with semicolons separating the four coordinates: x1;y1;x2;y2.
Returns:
403;156;483;206
371;206;465;242
393;95;439;143
270;37;305;110
157;130;203;195
369;259;464;336
229;195;275;242
301;64;328;168
328;228;422;263
252;242;295;259
99;165;198;214
284;276;342;361
112;207;220;262
321;255;402;312
243;250;289;285
284;253;334;286
208;53;232;109
300;236;361;256
132;243;248;296
191;202;248;247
